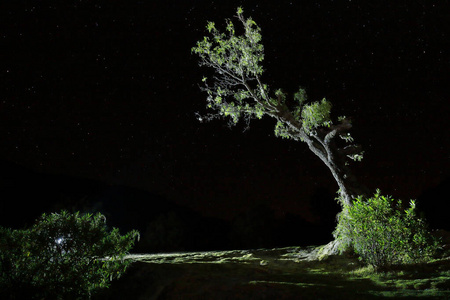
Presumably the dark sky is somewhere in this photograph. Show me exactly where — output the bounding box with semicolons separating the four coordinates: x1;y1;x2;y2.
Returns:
1;1;449;223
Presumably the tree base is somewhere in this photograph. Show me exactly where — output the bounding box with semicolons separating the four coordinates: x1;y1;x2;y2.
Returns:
316;240;342;260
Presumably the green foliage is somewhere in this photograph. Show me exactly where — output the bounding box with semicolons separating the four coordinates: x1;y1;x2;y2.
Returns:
274;120;292;139
193;9;263;75
293;87;308;120
301;98;332;134
192;8;355;146
347;152;364;162
192;7;268;126
274;89;287;103
0;211;139;299
334;190;440;269
293;87;308;106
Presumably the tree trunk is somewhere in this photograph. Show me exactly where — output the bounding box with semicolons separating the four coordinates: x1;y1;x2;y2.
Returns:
325;161;364;207
304;129;369;258
301;117;368;203
305;140;364;206
274;103;367;257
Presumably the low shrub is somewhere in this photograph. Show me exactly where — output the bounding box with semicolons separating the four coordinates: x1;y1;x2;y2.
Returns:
334;189;440;269
0;211;139;299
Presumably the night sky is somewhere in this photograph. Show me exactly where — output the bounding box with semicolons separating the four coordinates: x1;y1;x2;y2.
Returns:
1;1;449;232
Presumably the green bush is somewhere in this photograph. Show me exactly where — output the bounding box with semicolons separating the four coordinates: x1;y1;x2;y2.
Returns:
0;211;139;299
334;190;440;269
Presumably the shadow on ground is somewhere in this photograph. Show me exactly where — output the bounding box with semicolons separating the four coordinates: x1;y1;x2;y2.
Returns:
94;246;450;299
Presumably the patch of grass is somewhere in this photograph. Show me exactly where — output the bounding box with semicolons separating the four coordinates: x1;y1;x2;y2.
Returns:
350;265;376;277
345;257;450;298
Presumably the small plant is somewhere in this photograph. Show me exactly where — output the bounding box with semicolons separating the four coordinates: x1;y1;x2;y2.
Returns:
0;211;139;299
334;190;440;269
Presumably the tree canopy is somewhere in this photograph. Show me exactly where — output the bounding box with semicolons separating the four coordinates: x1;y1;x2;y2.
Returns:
192;7;364;206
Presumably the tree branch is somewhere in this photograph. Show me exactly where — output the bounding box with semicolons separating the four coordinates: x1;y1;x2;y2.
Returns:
322;119;352;143
338;144;362;156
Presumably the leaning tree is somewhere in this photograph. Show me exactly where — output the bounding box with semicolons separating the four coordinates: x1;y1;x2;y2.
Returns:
192;7;366;210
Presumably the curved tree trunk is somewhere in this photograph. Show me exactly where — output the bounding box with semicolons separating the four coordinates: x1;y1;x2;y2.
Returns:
300;122;369;258
324;157;366;206
304;134;366;206
273;106;366;207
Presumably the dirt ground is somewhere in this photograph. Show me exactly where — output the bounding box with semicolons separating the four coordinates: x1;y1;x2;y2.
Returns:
94;246;450;300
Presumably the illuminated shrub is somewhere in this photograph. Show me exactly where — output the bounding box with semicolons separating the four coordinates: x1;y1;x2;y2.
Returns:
334;190;440;269
0;211;139;299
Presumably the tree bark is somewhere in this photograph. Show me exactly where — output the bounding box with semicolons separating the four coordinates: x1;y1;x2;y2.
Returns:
304;138;362;205
300;124;370;258
274;105;367;207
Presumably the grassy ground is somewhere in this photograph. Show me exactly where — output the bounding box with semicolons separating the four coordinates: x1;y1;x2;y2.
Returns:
95;246;450;299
